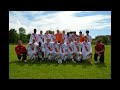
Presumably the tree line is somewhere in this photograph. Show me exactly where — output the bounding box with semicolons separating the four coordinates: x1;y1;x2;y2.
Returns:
9;27;30;44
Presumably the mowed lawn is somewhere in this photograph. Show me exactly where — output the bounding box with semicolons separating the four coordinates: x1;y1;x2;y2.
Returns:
9;44;111;79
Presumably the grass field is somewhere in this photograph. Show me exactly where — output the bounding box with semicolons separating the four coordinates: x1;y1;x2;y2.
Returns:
9;44;111;79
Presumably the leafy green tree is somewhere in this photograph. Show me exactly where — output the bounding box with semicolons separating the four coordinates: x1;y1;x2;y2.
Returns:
19;27;27;43
9;28;19;43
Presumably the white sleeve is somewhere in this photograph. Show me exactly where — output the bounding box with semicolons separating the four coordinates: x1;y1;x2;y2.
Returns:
90;36;92;43
89;43;92;53
29;34;32;43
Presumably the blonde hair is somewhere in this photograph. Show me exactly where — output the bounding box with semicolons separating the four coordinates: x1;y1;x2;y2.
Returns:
18;40;22;45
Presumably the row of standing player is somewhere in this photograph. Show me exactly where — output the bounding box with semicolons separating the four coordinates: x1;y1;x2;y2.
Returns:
26;29;92;64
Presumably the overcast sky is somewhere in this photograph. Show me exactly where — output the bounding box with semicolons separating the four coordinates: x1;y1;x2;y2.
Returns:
9;11;111;38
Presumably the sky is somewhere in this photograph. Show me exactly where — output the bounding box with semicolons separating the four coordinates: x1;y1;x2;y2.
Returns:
9;11;111;38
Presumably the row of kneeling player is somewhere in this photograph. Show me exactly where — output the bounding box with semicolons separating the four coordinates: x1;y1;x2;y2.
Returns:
26;36;92;64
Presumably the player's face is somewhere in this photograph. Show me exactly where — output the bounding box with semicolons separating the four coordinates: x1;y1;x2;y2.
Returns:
40;31;42;34
84;37;87;41
57;30;59;34
18;41;22;46
79;33;82;36
86;32;89;35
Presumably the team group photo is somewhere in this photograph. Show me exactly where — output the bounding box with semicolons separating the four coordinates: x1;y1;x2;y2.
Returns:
9;11;111;79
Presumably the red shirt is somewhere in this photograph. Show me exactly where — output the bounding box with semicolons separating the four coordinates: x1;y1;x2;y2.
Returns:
15;45;27;55
79;35;84;42
95;43;105;56
55;33;62;43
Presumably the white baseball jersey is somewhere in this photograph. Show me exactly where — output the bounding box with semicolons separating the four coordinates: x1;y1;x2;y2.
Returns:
26;42;37;59
62;34;68;44
50;34;56;42
60;43;68;54
85;35;92;43
37;34;44;43
44;34;51;43
73;41;82;52
45;42;52;55
29;33;38;43
66;42;74;53
81;41;92;60
51;43;59;53
72;34;77;41
81;41;92;54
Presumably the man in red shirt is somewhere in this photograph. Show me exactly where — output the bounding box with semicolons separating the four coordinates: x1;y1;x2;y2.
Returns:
55;30;62;43
94;40;105;63
79;31;84;43
15;40;27;62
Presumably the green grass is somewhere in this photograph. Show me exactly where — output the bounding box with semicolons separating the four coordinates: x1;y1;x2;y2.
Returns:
9;45;111;79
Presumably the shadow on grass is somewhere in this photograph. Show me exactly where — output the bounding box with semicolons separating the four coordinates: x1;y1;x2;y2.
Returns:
94;63;107;68
9;59;96;68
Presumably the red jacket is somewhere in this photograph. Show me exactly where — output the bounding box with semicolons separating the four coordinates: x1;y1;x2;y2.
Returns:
15;45;27;55
95;43;105;56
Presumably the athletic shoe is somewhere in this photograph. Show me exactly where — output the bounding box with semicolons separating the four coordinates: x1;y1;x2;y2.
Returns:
94;61;98;64
72;59;76;63
18;59;21;61
90;61;92;64
24;60;27;62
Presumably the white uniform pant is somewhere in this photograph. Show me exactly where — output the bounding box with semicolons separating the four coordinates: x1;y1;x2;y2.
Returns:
75;52;82;61
82;52;92;60
27;50;37;60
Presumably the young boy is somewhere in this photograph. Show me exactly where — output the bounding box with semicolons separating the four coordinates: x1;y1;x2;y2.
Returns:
81;36;92;64
66;38;75;61
73;37;82;63
15;40;27;62
26;39;38;62
29;29;38;43
44;38;53;61
52;39;60;61
59;39;68;64
94;40;105;63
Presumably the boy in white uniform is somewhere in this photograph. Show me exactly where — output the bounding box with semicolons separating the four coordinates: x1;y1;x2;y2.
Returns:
29;29;38;43
73;37;82;62
37;30;44;43
44;31;51;43
66;38;75;61
44;38;53;61
85;30;92;44
26;39;38;62
50;31;56;42
62;30;68;44
51;39;60;61
59;39;68;64
81;36;92;64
